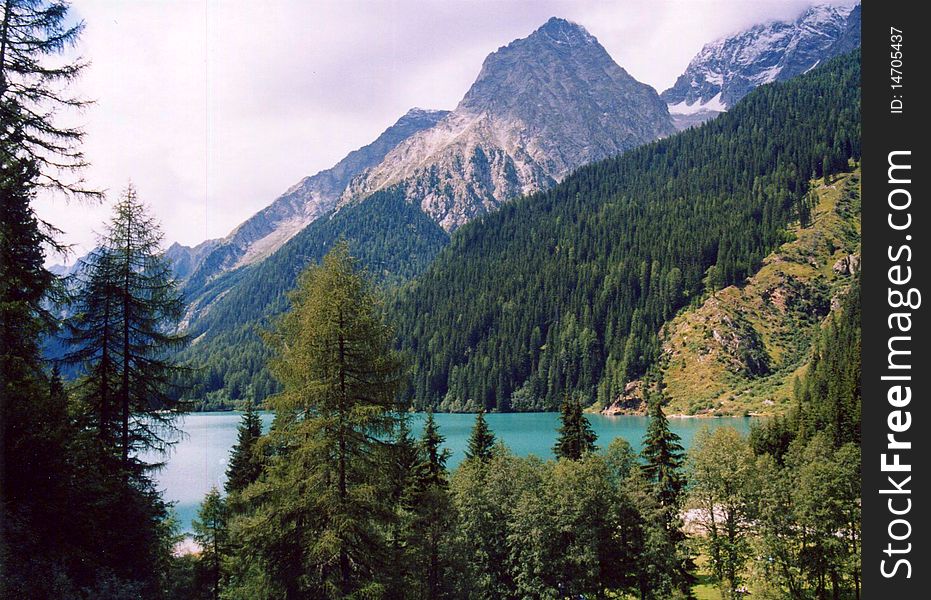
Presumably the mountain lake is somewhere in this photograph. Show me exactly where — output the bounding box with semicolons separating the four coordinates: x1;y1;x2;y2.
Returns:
154;411;755;532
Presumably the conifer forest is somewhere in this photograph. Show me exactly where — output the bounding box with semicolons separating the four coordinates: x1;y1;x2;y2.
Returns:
1;2;862;598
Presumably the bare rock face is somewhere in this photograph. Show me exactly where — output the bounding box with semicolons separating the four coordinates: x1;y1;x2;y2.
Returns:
340;17;675;231
601;380;646;416
662;4;855;121
832;253;860;276
183;108;449;290
824;3;861;59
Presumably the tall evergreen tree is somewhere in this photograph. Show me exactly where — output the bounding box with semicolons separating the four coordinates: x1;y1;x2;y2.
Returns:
383;415;421;600
237;243;405;598
553;394;597;460
0;0;95;195
640;392;686;516
465;407;496;463
225;404;264;497
0;2;107;595
639;385;694;597
406;412;454;599
417;411;451;485
0;150;60;507
193;487;229;600
67;184;187;468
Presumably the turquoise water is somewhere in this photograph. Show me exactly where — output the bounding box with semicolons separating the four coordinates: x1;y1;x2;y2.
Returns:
154;411;753;532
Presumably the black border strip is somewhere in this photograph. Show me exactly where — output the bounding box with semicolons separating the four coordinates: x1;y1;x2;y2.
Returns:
862;1;928;594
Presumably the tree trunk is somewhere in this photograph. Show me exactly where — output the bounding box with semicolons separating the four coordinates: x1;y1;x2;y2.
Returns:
0;0;13;96
100;290;111;443
337;307;351;594
121;208;132;467
213;529;220;600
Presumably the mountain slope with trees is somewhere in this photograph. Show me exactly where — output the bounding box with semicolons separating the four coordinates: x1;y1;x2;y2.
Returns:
656;169;860;416
178;188;449;406
388;52;860;412
172;16;674;382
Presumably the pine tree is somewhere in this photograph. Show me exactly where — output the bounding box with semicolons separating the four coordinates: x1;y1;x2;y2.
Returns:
1;0;96;195
639;387;694;596
464;408;496;463
0;152;60;509
245;243;405;598
640;393;686;515
417;411;451;486
553;394;597;460
406;411;453;599
0;3;99;594
384;415;420;600
193;487;229;600
67;184;187;469
225;404;264;497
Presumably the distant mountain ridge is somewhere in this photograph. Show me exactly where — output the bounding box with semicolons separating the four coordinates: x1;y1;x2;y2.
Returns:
661;3;857;128
824;3;861;58
339;17;675;231
172;17;674;290
170;108;449;290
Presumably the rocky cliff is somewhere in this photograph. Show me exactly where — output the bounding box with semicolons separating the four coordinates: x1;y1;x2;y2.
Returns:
661;4;855;128
339;17;675;231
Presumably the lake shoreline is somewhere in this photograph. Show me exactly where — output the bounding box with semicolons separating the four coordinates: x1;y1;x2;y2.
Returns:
179;406;764;419
159;411;756;534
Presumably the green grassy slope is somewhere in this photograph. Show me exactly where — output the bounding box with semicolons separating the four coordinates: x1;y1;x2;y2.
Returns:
659;169;860;415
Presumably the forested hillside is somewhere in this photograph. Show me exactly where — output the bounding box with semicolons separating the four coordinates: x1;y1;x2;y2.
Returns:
4;2;865;597
658;169;860;416
179;189;448;406
389;53;860;412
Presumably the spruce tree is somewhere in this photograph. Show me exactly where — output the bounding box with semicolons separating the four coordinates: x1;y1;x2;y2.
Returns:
245;243;405;598
384;415;420;600
225;404;264;497
640;393;686;515
67;184;187;468
0;2;99;594
406;411;453;600
193;487;229;600
553;394;597;460
0;0;95;195
0;152;60;503
417;411;451;485
465;407;496;462
639;387;694;596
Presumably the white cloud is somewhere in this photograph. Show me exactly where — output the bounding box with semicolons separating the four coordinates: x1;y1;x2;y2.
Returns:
36;0;856;264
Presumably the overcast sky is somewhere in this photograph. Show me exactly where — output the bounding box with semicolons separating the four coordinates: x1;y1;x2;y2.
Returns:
36;0;854;264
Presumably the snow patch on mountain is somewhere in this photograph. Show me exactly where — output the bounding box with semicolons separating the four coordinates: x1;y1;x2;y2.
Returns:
668;93;726;116
662;4;854;116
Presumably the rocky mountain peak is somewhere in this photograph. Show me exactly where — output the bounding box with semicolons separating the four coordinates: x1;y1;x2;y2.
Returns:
661;2;855;126
342;17;674;230
535;17;597;46
180;107;448;290
179;16;676;288
458;17;620;115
